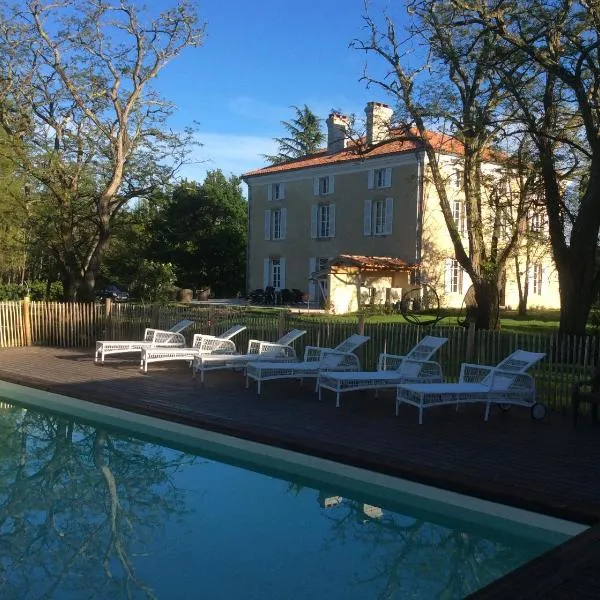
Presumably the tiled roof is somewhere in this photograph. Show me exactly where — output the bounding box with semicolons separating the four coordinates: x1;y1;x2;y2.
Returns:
242;129;500;178
324;254;416;272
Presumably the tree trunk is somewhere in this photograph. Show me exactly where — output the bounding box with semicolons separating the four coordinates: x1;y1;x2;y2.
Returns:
473;279;500;330
558;256;596;336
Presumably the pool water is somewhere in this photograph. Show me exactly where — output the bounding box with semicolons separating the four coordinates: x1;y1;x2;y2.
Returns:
0;391;580;600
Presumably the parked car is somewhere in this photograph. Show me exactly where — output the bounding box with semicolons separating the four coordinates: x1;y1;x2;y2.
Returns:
95;285;129;302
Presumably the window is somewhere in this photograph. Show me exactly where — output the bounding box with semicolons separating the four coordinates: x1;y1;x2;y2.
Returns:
454;169;462;189
529;211;544;233
445;259;464;294
363;198;393;236
271;258;281;289
452;199;465;235
311;204;336;238
531;263;543;295
264;208;286;240
368;167;392;189
263;257;286;289
318;205;331;237
314;175;334;196
268;182;285;201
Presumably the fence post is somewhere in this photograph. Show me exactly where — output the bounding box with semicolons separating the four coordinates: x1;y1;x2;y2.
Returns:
465;322;476;363
22;295;32;346
151;303;160;329
277;310;285;338
358;312;366;335
103;298;112;338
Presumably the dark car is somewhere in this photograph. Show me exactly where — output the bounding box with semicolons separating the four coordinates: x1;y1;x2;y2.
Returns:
95;285;129;302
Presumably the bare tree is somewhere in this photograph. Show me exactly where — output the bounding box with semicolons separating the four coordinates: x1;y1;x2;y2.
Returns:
0;0;205;300
353;0;531;329
452;0;600;334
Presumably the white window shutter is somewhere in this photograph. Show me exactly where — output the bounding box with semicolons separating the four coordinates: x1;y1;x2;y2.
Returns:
363;199;372;235
384;197;393;234
279;183;285;200
267;184;273;202
367;170;374;189
329;176;335;194
280;208;287;240
385;168;392;187
264;210;271;240
329;203;336;237
280;258;286;289
263;258;270;288
444;258;453;294
309;258;317;301
310;205;318;238
313;177;319;196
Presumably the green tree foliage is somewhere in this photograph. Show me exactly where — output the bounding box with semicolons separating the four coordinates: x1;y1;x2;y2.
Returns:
130;260;177;303
0;1;205;301
264;105;325;165
148;171;247;297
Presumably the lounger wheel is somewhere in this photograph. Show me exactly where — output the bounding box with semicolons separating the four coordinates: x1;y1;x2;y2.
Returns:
531;402;546;421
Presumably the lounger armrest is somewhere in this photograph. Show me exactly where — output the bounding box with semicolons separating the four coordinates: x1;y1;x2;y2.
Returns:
377;353;407;371
255;342;297;358
320;350;361;370
191;333;223;348
459;363;494;384
151;330;185;345
490;369;535;391
303;345;333;362
199;338;237;354
402;359;443;379
246;338;266;354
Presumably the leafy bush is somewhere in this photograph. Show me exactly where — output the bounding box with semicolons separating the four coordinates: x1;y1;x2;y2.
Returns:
0;281;63;301
130;260;177;303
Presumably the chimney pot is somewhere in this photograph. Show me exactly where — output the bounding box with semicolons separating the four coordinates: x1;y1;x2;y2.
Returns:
326;112;350;154
365;101;393;146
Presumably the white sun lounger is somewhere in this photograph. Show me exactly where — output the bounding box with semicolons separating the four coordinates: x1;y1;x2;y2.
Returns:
94;319;194;364
318;336;448;407
192;328;307;383
140;325;247;372
245;334;370;395
396;349;546;424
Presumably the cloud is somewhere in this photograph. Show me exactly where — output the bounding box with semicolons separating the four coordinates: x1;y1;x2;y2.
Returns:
176;132;277;187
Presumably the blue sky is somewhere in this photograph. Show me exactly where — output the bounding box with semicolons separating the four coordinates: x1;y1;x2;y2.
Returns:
152;0;407;185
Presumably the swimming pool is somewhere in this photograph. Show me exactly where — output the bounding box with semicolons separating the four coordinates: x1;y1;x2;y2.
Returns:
0;381;586;599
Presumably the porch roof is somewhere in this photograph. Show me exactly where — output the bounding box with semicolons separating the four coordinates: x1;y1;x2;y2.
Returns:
312;254;417;279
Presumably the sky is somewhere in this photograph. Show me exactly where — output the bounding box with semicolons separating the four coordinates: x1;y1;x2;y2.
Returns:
150;0;409;187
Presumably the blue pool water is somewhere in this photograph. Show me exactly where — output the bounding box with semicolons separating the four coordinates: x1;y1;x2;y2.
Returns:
0;390;581;600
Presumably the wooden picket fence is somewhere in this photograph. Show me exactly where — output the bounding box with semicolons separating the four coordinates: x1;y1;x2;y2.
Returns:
0;300;597;411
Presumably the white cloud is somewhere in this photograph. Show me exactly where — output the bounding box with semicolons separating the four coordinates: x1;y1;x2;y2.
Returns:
177;132;277;186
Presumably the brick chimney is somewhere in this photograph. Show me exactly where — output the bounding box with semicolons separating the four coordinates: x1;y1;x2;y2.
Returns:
365;101;393;146
326;112;350;154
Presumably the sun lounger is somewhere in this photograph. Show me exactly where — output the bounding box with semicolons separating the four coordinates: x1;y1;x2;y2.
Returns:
318;336;448;407
140;325;247;372
94;319;194;364
245;334;370;395
192;329;307;383
395;349;546;424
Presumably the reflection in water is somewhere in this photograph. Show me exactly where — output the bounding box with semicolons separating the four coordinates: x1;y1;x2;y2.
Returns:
0;406;195;599
0;404;560;600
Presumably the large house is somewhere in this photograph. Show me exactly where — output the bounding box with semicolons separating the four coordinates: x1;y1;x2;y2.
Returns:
242;101;560;313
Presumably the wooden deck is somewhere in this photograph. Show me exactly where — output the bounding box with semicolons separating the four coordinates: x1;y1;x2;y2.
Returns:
0;346;599;598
